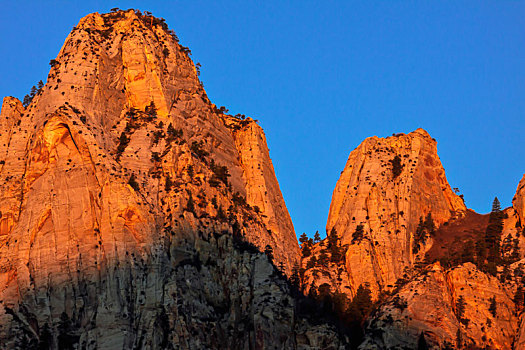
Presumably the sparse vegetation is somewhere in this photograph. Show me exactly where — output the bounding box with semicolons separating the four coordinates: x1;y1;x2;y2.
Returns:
489;296;497;317
186;192;195;214
209;160;230;187
413;213;436;254
351;224;365;244
116;132;130;160
264;244;274;263
190;141;209;161
22;80;44;107
390;155;404;179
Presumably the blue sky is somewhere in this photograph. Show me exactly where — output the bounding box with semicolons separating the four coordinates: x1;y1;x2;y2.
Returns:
1;1;523;238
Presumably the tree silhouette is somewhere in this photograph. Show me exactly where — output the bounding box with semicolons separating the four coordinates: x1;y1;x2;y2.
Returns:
390;155;404;179
57;312;78;349
327;228;343;262
489;296;497;317
185;192;195;214
128;173;140;191
38;322;53;350
264;245;274;263
351;224;365;243
318;249;329;267
485;197;504;270
417;332;430;350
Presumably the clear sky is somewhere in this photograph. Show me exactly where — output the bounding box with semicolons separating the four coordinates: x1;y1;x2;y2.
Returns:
1;1;524;239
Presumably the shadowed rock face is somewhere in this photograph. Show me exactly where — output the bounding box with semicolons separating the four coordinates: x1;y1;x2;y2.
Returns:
325;129;466;297
0;9;319;349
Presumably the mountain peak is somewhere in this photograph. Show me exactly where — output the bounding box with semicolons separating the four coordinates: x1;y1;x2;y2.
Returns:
323;127;465;296
0;11;302;347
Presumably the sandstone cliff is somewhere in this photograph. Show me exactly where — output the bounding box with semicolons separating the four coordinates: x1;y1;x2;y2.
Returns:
354;177;525;349
0;9;314;349
299;130;525;349
310;129;466;298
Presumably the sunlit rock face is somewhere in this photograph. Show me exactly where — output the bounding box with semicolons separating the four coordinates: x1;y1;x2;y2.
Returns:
0;9;319;349
325;129;466;298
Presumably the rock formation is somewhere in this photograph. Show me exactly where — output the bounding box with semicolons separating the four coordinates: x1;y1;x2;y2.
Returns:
299;130;525;349
305;129;466;299
0;9;331;349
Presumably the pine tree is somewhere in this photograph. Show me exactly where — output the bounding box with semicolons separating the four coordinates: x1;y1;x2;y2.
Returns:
299;233;308;245
514;285;524;313
456;329;462;348
414;213;435;254
299;232;311;258
290;263;301;290
145;101;157;116
22;94;32;107
306;255;317;269
264;245;274;263
423;213;436;235
186;192;195;214
327;228;342;262
511;236;521;263
346;284;372;325
314;231;321;243
489;296;497;317
302;243;312;258
38;322;53;350
417;332;430;350
456;295;466;321
57;312;77;349
352;224;365;243
327;228;338;248
116;132;130;159
37;80;44;92
485;197;504;268
30;85;37;98
390;155;404;179
216;205;227;221
318;249;329;267
164;175;173;191
459;239;475;264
